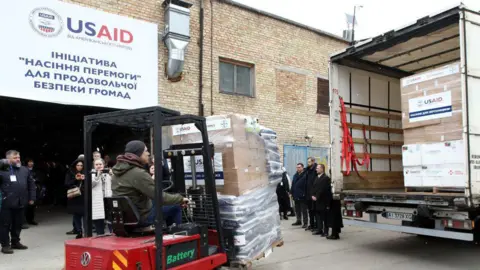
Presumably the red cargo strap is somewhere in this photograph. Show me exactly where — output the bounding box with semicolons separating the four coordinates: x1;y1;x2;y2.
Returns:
339;97;370;177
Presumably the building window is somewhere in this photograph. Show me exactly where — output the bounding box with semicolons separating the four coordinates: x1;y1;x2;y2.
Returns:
317;78;329;115
219;58;254;97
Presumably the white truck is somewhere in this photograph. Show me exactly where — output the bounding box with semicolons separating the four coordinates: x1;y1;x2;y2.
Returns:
329;4;480;242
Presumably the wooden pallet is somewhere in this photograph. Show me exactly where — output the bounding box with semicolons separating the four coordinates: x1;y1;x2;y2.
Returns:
227;240;284;270
405;187;464;194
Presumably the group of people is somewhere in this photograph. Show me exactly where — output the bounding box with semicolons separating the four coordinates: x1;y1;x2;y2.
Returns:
64;140;188;239
289;157;343;240
0;140;189;254
64;151;113;238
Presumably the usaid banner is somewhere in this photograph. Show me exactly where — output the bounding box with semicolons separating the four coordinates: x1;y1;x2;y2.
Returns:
0;0;158;109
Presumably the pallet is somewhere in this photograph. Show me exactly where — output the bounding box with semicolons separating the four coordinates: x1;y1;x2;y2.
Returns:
405;187;464;194
227;240;284;270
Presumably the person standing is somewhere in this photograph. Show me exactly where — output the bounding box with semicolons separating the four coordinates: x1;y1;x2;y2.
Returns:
304;157;317;231
276;168;291;220
65;157;85;239
290;163;308;228
24;159;38;226
91;158;112;235
92;151;102;161
311;164;332;236
0;150;36;254
327;198;343;240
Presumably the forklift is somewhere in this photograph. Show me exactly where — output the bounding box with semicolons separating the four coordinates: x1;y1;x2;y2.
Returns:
64;106;235;270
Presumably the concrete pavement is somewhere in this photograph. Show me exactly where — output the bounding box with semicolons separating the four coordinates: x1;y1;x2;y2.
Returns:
1;208;479;269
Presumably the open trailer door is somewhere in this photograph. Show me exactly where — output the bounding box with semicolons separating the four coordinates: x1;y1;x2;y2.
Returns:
460;8;480;204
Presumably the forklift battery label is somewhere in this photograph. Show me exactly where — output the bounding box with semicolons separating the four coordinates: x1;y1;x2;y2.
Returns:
165;240;198;268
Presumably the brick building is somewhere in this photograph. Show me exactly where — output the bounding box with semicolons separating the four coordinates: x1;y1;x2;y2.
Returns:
64;0;348;155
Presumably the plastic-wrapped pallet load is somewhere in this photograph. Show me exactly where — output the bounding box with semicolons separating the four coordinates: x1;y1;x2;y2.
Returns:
218;184;282;263
171;114;283;263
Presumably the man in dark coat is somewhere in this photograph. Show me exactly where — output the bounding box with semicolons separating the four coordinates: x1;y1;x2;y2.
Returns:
0;150;36;254
304;157;317;231
276;169;291;220
311;164;332;236
290;163;308;228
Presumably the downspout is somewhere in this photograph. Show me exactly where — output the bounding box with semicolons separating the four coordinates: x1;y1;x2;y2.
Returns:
198;0;205;116
163;1;192;80
210;0;214;115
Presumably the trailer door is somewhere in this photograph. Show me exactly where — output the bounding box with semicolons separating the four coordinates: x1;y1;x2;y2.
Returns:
460;8;480;202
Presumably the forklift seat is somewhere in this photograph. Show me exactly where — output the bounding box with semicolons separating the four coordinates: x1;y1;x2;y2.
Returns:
104;196;155;237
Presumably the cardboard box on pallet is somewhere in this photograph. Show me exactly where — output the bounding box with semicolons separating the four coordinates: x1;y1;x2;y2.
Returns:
400;62;462;145
171;114;270;196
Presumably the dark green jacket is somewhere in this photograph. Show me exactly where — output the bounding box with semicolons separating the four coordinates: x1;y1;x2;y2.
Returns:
111;162;184;221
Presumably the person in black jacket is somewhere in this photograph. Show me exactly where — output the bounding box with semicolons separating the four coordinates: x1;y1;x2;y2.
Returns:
24;159;39;226
65;157;85;239
290;163;308;228
311;164;332;236
304;157;317;231
276;169;291;220
0;150;36;254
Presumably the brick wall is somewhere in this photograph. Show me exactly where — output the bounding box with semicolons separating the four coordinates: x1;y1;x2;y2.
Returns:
64;0;348;157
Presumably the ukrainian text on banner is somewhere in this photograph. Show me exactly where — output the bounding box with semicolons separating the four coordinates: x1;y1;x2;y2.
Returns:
0;0;158;109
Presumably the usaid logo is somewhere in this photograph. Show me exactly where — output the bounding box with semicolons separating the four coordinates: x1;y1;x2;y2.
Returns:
416;96;443;108
29;7;64;37
424;96;443;105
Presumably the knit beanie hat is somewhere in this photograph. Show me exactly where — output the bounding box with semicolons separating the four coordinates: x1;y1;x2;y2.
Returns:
125;140;146;157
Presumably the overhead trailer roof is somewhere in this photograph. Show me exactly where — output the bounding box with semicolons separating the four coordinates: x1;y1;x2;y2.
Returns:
330;5;465;78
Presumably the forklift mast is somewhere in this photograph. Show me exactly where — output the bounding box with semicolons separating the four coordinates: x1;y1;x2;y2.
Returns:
82;106;225;270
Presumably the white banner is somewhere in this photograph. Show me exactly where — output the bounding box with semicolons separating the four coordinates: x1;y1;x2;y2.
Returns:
0;0;158;109
408;91;452;122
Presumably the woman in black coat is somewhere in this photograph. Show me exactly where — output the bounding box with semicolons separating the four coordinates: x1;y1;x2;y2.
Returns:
276;170;291;220
327;199;344;240
65;158;85;239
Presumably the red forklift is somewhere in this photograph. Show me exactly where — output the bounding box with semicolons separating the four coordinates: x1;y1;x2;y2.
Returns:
64;106;236;270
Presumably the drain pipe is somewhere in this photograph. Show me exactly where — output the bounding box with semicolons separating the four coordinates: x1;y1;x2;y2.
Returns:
210;0;214;115
162;1;192;80
198;0;205;116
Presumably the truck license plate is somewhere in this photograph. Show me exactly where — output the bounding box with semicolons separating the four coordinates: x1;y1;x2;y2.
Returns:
385;212;413;221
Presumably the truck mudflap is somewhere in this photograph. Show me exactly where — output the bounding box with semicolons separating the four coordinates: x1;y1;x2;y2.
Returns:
344;218;474;241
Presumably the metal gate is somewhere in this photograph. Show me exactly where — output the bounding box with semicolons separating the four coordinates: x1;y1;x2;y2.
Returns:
283;145;329;178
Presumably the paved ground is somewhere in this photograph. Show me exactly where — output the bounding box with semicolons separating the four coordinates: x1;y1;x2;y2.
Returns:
1;207;480;269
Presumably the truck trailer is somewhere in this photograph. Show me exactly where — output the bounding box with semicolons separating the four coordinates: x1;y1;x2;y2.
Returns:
329;4;480;242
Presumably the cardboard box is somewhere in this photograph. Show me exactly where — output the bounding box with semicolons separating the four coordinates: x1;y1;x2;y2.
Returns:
401;62;463;144
171;114;275;196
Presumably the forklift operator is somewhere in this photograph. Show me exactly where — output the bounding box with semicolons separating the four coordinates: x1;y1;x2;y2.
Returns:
111;140;188;226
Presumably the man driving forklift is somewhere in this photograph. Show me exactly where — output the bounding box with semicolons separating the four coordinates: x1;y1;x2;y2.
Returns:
111;140;188;226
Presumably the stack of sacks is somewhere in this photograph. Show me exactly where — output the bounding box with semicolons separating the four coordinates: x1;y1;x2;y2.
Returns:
217;181;282;263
